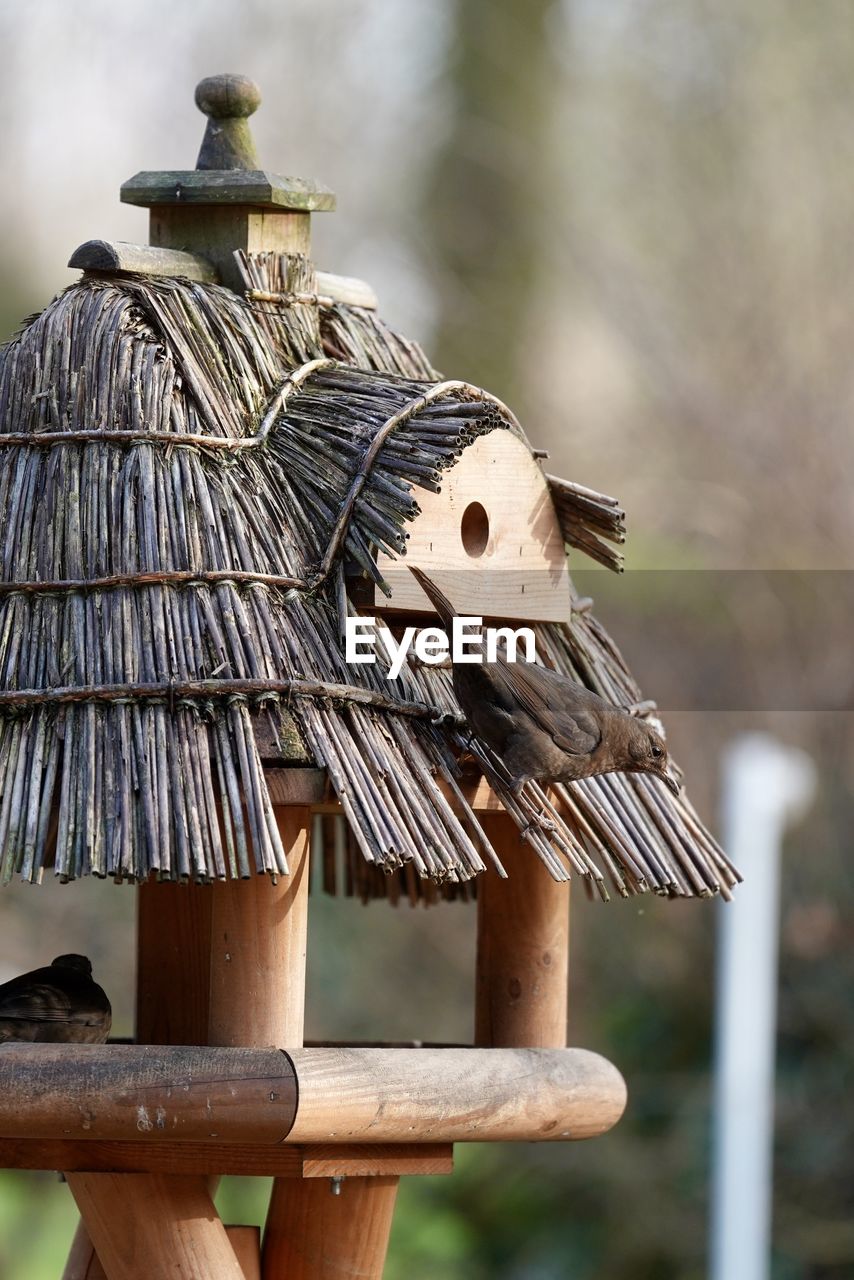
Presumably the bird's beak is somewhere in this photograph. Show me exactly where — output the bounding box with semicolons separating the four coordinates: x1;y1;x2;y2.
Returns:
662;772;682;797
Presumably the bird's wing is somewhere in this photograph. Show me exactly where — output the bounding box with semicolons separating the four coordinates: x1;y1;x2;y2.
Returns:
492;660;602;755
0;978;103;1025
408;566;458;631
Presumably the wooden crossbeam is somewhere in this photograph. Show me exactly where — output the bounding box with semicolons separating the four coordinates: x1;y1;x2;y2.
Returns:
0;1045;624;1147
0;1139;453;1178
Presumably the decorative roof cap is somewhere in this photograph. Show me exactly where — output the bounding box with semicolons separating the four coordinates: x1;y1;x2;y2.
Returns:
120;74;336;213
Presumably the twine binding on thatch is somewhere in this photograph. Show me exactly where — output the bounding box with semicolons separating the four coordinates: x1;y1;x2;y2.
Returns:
0;357;522;603
247;289;342;309
0;675;444;718
0;357;332;451
0;247;739;901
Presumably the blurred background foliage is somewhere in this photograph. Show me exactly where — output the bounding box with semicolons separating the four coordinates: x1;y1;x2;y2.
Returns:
0;0;851;1276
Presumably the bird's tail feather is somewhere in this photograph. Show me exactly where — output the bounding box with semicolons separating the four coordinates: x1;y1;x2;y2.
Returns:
408;565;458;631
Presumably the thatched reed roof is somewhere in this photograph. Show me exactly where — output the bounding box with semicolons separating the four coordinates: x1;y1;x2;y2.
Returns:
0;250;738;901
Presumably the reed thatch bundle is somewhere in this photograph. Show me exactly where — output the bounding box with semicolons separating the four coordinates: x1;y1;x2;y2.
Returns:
546;476;626;573
0;251;738;901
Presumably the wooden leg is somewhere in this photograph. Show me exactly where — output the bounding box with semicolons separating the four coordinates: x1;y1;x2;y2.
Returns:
208;811;311;1047
62;880;216;1278
225;1225;262;1280
202;810;315;1276
256;810;400;1279
262;1176;399;1280
475;813;570;1049
69;814;311;1280
62;1218;107;1280
65;1201;248;1280
67;1173;245;1280
136;877;214;1045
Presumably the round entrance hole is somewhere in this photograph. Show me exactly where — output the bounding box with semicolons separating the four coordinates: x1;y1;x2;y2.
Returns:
461;501;490;557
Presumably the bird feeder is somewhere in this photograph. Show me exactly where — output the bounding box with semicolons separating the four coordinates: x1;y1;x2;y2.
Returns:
0;75;739;1279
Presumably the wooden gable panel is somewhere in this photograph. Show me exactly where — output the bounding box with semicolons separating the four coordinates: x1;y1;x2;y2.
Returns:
375;432;571;623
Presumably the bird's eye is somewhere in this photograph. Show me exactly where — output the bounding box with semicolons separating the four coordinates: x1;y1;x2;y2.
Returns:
651;745;662;759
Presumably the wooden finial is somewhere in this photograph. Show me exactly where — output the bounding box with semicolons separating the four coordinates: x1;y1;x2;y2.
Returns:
118;74;334;291
194;74;262;171
121;72;335;215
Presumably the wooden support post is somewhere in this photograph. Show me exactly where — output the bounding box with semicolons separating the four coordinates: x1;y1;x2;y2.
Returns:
204;813;309;1050
206;811;310;1230
136;879;214;1045
62;1219;107;1280
197;807;320;1277
226;1225;262;1280
263;1175;399;1280
254;813;400;1279
475;813;570;1049
67;811;310;1279
63;879;216;1277
208;811;310;1048
67;1173;246;1280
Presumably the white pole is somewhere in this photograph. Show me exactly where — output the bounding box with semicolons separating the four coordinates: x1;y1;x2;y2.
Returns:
710;733;816;1280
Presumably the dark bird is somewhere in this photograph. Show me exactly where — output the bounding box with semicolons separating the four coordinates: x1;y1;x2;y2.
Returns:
0;954;111;1044
409;566;680;797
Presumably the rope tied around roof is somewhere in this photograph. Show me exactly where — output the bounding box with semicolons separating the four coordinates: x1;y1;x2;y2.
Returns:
0;362;525;602
246;288;339;309
0;357;334;451
0;674;459;722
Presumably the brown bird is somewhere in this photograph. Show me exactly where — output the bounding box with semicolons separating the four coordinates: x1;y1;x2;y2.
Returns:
409;566;680;796
0;954;111;1044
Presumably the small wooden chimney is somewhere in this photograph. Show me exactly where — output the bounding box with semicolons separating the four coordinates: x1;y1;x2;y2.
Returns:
121;73;335;291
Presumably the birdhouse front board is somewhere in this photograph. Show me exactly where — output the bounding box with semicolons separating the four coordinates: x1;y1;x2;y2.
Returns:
375;431;572;623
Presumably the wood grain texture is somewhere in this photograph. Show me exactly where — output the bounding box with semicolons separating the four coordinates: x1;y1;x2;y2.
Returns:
149;205;312;292
208;810;311;1048
68;240;217;282
136;878;214;1046
0;1139;452;1178
286;1047;625;1143
0;1137;304;1177
62;1219;107;1280
475;814;570;1049
226;1225;262;1280
0;1043;296;1142
262;1175;399;1280
262;769;327;806
375;431;572;623
122;171;336;210
65;244;376;311
68;1173;245;1280
62;877;218;1280
299;1144;452;1178
0;1045;623;1145
257;806;322;1277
